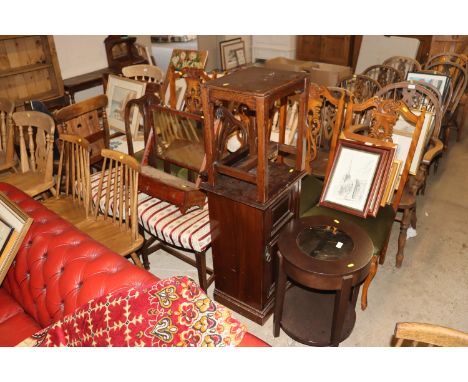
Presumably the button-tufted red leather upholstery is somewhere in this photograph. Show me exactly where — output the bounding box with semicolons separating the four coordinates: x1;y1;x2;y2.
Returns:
0;182;268;347
0;182;157;345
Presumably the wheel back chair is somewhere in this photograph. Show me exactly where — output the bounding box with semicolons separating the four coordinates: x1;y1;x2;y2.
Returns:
0;111;56;198
376;81;443;267
424;59;468;146
338;74;381;103
122;63;164;99
361;64;404;88
301;97;426;309
383;56;422;79
0;97;16;174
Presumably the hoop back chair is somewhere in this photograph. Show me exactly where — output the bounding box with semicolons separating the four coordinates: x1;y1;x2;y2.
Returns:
0;98;15;173
76;149;144;268
425;60;468;145
362;64;404;87
394;322;468;347
339;74;381;103
302;98;426;309
383;56;422;79
42;134;91;225
53;94;110;166
1;111;55;198
375;81;443;266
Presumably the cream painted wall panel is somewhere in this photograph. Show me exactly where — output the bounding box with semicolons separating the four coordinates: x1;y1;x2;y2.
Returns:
252;35;296;61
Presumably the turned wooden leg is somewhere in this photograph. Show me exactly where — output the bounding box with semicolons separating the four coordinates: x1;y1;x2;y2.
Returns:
274;251;287;337
130;252;144;268
378;231;391;265
396;208;412;268
195;250;208;292
361;256;378;310
410;206;417;229
444;125;451;150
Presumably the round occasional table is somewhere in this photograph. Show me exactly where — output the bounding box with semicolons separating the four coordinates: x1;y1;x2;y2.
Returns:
273;214;373;346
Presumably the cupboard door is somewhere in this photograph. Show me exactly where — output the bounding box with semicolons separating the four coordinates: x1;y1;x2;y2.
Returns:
319;36;351;66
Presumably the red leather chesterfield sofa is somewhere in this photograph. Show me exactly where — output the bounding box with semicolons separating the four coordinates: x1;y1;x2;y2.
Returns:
0;182;268;347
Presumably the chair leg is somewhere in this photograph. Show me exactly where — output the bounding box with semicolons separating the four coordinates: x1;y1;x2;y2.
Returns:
396;208;412;268
274;251;287;337
195;250;208;292
130;252;144;268
410;206;417;229
361;255;378;311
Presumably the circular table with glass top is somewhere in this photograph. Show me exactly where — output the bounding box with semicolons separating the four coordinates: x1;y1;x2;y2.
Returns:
273;215;373;346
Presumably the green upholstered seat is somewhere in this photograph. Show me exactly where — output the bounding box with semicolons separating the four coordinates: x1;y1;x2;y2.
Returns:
301;204;396;257
299;175;324;216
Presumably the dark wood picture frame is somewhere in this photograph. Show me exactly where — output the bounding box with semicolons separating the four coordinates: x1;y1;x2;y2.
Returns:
319;139;393;218
219;38;243;71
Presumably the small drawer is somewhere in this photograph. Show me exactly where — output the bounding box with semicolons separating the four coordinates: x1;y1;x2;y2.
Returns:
269;192;294;238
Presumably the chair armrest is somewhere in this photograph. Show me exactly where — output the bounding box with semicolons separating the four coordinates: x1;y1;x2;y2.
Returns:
422;137;444;164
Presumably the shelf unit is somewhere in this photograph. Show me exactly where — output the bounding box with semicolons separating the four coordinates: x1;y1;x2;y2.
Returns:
0;35;64;106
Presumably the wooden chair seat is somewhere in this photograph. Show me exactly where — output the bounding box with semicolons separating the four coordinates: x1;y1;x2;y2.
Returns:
309;148;330;179
164;139;205;170
0;171;54;197
76;216;144;264
42;196;89;225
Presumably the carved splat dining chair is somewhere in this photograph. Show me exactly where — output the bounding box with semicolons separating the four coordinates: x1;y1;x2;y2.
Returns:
0;111;55;198
339;74;381;103
0;98;16;174
53;94;110;167
41;134;91;225
383;56;422;79
376;81;443;267
425;60;468;146
76;148;144;268
394;322;468;347
362;64;404;88
301;98;426;309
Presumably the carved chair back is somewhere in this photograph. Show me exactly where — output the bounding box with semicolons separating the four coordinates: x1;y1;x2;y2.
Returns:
383;56;422;79
376;81;442;138
12;111;55;179
92;149;140;241
361;64;404;87
343;98;426;210
339;74;381;103
54;134;91;217
305;84;352;175
0;97;15;172
425;60;468;115
53;94;110;166
394;322;468;347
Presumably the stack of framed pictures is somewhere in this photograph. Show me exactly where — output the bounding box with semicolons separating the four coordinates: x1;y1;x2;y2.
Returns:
406;72;451;103
219;38;247;71
0;193;33;284
319;137;397;218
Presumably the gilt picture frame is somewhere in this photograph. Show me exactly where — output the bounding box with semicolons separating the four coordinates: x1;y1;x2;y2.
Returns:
319;140;388;217
0;192;33;285
106;74;147;136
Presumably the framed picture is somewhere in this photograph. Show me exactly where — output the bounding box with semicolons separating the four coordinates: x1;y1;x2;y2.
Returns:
0;192;33;285
106;74;147;136
164;77;187;111
169;49;208;71
393;110;434;175
220;38;246;70
406;72;451;102
320;140;390;217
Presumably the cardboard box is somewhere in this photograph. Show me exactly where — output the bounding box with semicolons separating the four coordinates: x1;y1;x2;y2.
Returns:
265;57;353;87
